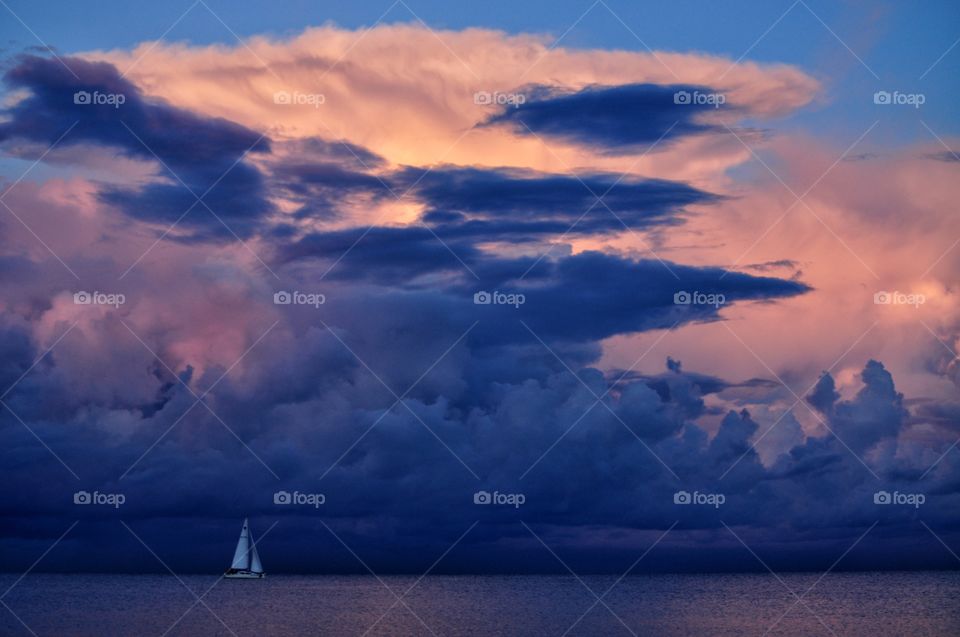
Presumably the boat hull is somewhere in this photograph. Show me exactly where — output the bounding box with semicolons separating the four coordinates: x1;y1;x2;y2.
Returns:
224;570;265;579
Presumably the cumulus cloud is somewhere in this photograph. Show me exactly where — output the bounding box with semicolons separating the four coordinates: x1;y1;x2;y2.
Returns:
87;23;820;183
0;23;956;576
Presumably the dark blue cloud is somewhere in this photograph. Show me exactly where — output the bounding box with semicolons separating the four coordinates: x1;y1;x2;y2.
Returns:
462;251;811;345
281;225;485;284
271;160;392;221
281;226;811;344
396;165;719;240
1;326;956;575
265;136;392;220
926;151;960;162
808;371;841;415
829;360;908;453
483;83;731;153
0;54;272;238
272;161;716;239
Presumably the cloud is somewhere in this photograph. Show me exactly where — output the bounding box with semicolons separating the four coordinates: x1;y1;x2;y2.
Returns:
463;251;811;345
399;164;720;239
279;230;811;344
1;310;955;573
87;24;819;181
830;360;908;453
270;159;392;222
808;371;841;415
0;54;272;238
743;259;801;273
482;83;731;152
0;23;956;577
926;151;960;162
280;225;483;283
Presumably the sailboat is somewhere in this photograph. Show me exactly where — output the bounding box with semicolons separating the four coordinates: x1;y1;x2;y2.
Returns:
224;518;265;579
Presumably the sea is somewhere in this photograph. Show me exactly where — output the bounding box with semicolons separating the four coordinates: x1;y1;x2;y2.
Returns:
0;572;957;636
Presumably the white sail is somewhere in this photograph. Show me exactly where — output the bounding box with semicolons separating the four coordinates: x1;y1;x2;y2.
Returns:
230;518;251;570
249;538;263;574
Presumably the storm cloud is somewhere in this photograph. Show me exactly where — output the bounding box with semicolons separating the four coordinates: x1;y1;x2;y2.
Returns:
483;83;732;152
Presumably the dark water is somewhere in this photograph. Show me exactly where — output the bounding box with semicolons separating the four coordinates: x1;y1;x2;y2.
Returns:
0;572;957;636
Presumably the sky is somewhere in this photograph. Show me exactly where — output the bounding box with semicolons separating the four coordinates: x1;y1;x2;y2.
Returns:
0;0;958;576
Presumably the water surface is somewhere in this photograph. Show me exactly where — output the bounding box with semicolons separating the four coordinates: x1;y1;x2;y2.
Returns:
1;572;957;635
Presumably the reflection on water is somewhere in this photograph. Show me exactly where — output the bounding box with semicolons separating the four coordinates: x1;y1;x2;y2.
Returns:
1;572;958;636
